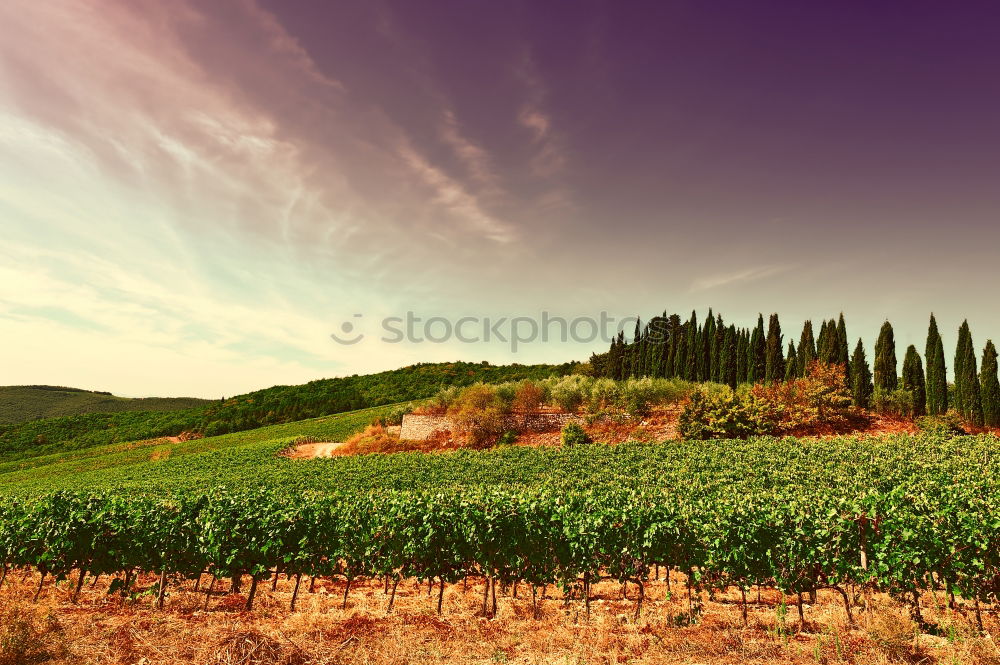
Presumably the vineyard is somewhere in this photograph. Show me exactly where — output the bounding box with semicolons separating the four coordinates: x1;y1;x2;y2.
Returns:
2;404;999;637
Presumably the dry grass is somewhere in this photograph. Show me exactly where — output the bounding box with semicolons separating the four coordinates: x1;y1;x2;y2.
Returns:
1;570;997;665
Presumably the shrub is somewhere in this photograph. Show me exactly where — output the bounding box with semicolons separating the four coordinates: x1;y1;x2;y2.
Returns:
421;386;462;414
677;388;773;440
372;403;412;427
585;378;618;413
512;380;546;413
547;375;591;412
915;412;966;437
497;430;518;447
873;388;917;418
750;361;853;432
447;384;510;447
561;422;592;446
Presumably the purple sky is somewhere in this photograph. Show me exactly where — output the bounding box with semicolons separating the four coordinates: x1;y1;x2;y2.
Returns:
2;1;999;396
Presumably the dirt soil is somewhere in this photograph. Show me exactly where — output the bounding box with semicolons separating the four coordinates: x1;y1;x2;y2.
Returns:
2;569;997;665
284;441;345;458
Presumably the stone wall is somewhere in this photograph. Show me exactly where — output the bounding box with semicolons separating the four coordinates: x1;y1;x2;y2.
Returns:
399;412;580;441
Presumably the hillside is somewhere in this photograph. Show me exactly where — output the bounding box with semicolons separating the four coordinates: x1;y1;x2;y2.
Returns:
0;385;209;425
0;361;576;462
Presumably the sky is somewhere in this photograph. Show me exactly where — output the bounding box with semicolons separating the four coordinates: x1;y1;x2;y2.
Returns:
2;0;1000;397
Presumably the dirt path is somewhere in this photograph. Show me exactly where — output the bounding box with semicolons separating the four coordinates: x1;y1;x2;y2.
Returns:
284;441;345;458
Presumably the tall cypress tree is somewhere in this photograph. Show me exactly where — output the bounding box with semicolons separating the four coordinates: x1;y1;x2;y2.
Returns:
684;312;699;381
956;321;983;425
817;320;835;364
720;325;738;388
736;328;749;384
711;313;725;382
954;321;970;415
835;313;850;368
873;321;898;392
902;345;926;417
699;310;714;382
785;341;798;382
673;321;688;379
746;315;766;383
764;313;784;383
797;320;817;376
850;338;874;408
980;340;1000;427
924;314;948;415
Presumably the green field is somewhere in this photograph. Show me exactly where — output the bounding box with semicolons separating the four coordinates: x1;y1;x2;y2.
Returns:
0;361;573;463
0;385;208;425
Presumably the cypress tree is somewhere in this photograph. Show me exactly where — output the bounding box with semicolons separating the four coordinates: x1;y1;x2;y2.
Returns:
924;314;948;415
954;321;969;415
835;313;850;368
711;313;725;382
957;321;983;425
817;320;835;364
980;340;1000;427
850;338;874;408
736;329;749;384
725;325;739;387
785;341;798;382
673;322;688;378
764;313;784;383
747;315;766;383
873;321;898;392
684;313;699;381
698;309;714;382
797;320;817;376
901;345;926;417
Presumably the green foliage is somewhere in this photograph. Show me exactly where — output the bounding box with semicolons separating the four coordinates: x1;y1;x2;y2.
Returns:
850;339;874;409
915;413;966;437
901;345;926;417
496;431;518;447
0;385;209;425
764;313;784;383
981;340;1000;427
873;321;898;392
560;422;592;446
677;388;772;440
873;388;918;418
797;320;816;378
925;314;948;416
955;321;984;426
5;426;1000;616
0;361;571;462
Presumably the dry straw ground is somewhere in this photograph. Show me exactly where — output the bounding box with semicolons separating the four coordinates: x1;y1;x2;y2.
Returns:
2;570;998;665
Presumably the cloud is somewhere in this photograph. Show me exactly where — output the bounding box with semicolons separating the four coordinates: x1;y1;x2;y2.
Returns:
690;264;794;292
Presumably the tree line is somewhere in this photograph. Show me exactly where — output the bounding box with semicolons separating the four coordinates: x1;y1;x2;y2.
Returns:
590;311;1000;426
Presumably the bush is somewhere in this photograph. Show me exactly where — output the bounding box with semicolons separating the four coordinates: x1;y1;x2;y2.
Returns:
677;388;774;440
546;375;591;412
372;403;412;427
750;361;853;432
873;388;917;418
561;422;592;446
497;430;518;447
915;412;966;437
447;384;510;447
512;380;546;413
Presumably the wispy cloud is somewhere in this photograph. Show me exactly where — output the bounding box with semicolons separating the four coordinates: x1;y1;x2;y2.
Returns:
690;264;795;292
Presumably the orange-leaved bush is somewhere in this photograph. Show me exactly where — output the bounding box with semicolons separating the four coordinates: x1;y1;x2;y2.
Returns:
750;360;853;432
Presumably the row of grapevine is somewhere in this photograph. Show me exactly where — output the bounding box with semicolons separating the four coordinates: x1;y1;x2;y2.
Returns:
2;480;998;619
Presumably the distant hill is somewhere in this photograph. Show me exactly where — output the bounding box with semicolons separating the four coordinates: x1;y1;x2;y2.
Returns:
0;361;579;461
0;385;210;425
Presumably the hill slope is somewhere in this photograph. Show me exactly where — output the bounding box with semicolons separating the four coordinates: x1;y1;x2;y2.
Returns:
0;361;576;461
0;385;209;424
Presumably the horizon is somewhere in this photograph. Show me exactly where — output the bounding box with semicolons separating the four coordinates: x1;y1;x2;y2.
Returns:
3;1;1000;398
